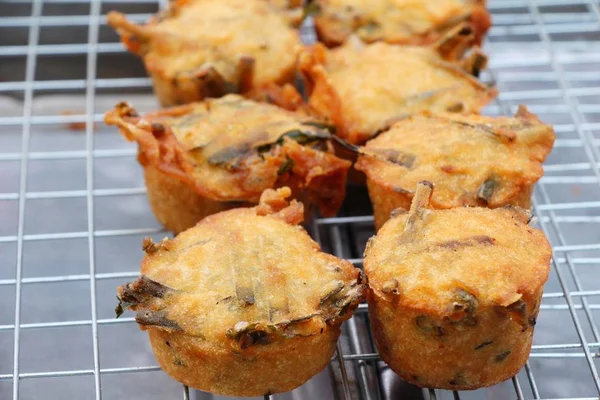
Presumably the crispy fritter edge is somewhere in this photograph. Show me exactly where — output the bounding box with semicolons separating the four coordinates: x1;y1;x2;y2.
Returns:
298;24;498;144
103;89;350;212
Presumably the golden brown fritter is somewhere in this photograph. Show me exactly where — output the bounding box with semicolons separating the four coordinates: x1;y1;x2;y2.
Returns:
104;93;350;233
313;0;491;47
364;182;551;390
299;25;497;145
116;188;366;396
355;106;556;230
107;0;302;106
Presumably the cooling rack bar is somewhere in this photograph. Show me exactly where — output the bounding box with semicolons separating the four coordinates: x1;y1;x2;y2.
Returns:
3;301;600;332
10;1;43;399
0;187;593;208
329;225;381;400
3;347;600;382
7;263;600;302
1;0;160;3
84;1;103;398
0;149;137;162
0;0;575;4
524;363;541;398
534;8;600;355
2;112;600;130
4;10;600;29
0;187;589;207
493;0;597;7
0;77;152;92
2;13;600;33
4;72;600;93
0;227;165;243
0;187;146;201
527;0;600;394
514;376;526;399
0;271;140;285
0;13;151;28
0;365;163;381
0;212;600;244
1;36;600;58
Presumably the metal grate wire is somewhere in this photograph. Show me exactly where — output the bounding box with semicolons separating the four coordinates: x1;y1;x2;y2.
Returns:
0;0;600;399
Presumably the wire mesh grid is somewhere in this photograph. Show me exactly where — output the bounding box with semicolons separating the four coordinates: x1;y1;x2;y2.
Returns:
0;0;599;399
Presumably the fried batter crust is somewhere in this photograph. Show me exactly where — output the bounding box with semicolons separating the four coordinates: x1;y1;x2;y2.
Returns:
299;28;497;145
104;94;350;233
116;188;366;396
314;0;491;47
364;183;551;389
355;106;555;229
107;0;301;106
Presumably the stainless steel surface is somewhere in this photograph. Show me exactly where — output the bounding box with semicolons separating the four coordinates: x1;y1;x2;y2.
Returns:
1;0;600;399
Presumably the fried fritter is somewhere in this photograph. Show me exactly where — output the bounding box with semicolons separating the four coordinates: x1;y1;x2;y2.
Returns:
355;106;555;230
299;25;497;145
107;0;302;106
104;93;350;233
363;182;551;390
116;188;366;396
313;0;491;47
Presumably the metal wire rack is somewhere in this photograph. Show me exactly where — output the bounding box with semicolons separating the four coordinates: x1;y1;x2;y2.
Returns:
0;0;600;399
